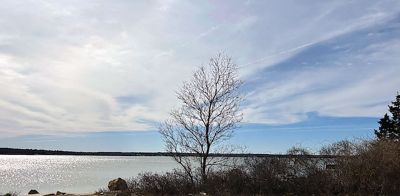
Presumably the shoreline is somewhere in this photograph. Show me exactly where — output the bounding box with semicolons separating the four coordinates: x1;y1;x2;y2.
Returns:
0;148;338;158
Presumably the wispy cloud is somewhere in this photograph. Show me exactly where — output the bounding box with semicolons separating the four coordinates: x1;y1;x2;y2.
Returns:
0;1;399;137
243;15;400;124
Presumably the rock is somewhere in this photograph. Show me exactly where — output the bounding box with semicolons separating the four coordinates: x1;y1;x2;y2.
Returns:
56;191;66;195
115;191;130;196
108;178;128;191
28;190;39;194
43;194;55;196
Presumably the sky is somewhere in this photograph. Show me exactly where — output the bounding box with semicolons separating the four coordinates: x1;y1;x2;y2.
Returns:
0;0;400;153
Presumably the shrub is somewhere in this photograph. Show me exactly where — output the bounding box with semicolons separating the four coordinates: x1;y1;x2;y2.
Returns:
127;170;196;195
124;139;400;195
333;140;400;194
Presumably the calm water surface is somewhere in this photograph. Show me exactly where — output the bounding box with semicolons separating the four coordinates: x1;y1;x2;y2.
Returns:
0;155;178;194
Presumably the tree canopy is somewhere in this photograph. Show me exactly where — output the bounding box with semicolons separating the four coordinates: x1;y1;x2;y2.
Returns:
159;53;242;183
375;93;400;141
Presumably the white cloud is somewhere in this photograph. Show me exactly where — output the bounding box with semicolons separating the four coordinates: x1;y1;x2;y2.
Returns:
0;0;399;136
243;36;400;124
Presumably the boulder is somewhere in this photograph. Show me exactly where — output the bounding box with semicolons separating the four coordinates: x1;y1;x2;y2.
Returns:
28;190;39;194
108;178;128;191
56;191;66;195
115;191;130;196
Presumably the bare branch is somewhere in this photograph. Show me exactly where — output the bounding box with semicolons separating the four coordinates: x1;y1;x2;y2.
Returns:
159;53;243;183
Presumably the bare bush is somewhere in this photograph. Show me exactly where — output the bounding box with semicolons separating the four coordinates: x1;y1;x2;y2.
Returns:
332;140;400;194
126;139;400;195
320;139;358;156
127;170;196;195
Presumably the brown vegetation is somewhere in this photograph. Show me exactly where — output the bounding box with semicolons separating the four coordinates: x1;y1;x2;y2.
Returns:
122;139;400;195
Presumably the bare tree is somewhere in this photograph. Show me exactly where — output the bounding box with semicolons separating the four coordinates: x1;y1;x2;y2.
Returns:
159;53;243;183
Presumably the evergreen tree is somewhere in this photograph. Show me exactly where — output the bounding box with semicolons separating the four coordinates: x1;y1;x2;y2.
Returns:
375;93;400;141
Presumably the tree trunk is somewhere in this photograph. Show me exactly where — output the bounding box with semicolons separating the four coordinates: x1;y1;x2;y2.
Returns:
202;155;207;183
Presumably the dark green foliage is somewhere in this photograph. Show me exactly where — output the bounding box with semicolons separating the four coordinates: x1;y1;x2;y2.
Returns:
375;93;400;141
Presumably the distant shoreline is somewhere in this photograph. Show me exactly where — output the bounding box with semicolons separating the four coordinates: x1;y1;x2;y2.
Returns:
0;147;337;158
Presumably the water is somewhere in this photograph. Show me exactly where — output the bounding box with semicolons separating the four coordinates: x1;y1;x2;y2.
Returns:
0;155;178;194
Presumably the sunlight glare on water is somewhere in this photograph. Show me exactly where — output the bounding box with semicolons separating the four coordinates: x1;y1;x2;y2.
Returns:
0;155;177;194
